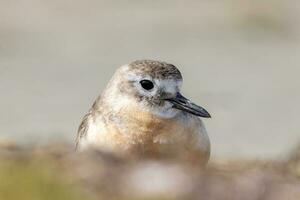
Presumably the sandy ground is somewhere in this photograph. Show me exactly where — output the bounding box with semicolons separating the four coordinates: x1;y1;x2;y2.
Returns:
1;144;300;200
0;0;300;158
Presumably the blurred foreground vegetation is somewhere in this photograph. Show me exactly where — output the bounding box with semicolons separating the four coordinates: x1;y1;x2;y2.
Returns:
0;143;299;200
0;150;92;200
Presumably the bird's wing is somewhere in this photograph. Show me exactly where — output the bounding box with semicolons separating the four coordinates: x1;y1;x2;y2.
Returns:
75;112;92;150
76;96;103;150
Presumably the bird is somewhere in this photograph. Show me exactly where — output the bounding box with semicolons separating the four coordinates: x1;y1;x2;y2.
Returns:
76;60;211;164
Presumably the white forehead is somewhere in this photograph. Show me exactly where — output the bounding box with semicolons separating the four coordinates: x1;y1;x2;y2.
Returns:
155;79;182;93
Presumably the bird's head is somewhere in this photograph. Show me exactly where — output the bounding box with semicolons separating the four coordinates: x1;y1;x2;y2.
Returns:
102;60;211;119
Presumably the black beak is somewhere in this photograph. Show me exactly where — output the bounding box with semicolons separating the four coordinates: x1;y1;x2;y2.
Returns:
165;93;211;118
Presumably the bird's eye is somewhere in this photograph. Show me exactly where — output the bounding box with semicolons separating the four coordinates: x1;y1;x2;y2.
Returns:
140;80;154;90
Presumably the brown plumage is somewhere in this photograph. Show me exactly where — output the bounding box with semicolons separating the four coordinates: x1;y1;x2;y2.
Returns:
76;60;211;165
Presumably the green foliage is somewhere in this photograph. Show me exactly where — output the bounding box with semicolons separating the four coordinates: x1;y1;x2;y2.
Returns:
0;160;92;200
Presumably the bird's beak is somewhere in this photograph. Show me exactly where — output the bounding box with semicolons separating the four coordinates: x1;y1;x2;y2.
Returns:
165;93;211;118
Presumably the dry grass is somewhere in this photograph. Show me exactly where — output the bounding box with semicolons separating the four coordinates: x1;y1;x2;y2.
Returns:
0;143;300;200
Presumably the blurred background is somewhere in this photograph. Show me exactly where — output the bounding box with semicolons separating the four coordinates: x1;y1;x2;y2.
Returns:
0;0;300;159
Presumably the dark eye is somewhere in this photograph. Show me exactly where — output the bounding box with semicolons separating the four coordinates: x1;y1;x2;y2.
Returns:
140;80;154;90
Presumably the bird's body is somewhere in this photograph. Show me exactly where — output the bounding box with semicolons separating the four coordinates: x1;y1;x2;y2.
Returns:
76;60;211;164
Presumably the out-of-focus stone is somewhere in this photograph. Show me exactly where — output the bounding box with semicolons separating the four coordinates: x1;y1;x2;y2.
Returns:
123;161;193;199
0;138;18;150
